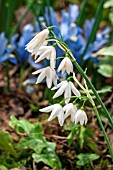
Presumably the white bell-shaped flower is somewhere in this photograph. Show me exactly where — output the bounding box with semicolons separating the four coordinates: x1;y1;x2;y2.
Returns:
32;66;58;88
39;104;64;126
58;57;73;75
74;109;88;125
52;80;81;104
63;103;77;122
35;46;56;69
25;29;49;55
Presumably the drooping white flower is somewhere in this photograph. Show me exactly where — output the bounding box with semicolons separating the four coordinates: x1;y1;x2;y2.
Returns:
63;103;77;122
32;66;58;88
58;57;73;75
52;80;81;104
39;104;64;126
35;46;56;69
25;29;49;55
74;109;88;125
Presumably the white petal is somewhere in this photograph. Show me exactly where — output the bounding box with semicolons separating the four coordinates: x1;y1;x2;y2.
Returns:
35;49;51;63
57;109;64;126
36;70;45;84
48;107;60;121
69;81;81;96
63;103;72;112
51;69;58;87
57;58;66;72
50;48;56;69
39;105;55;112
61;67;66;74
26;29;49;54
66;58;73;74
32;68;43;75
51;81;65;90
64;83;71;104
71;109;77;122
53;82;67;99
46;68;52;88
75;110;88;125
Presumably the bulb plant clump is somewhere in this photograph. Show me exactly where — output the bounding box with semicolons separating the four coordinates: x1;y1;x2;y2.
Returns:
25;26;113;159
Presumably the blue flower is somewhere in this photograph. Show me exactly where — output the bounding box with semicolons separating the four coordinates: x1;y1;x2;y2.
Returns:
83;26;110;62
17;24;34;65
0;33;17;64
84;19;95;40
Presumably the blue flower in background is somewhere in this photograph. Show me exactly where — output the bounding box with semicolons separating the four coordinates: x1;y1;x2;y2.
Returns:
84;19;95;40
83;26;110;62
0;32;17;65
17;24;34;65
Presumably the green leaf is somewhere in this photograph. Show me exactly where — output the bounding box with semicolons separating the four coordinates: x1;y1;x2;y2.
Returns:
32;152;62;170
87;141;97;152
18;137;45;154
9;115;34;135
67;125;79;145
109;11;113;22
96;47;113;56
97;86;112;94
78;126;85;149
77;153;99;166
98;65;113;77
0;165;8;170
0;131;17;157
104;0;113;8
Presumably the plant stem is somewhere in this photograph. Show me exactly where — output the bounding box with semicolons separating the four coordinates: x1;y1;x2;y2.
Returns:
73;61;113;129
9;0;36;38
93;106;113;160
77;0;87;27
82;0;104;57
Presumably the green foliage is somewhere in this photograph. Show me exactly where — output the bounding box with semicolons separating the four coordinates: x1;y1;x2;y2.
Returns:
98;65;113;78
9;116;62;169
96;48;113;78
77;153;99;166
97;47;113;56
0;116;62;169
67;124;97;152
104;0;113;8
0;131;17;157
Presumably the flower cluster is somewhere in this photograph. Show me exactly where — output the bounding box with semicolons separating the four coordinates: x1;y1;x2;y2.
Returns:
25;28;88;126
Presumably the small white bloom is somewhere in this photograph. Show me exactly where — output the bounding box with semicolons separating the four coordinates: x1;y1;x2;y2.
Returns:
35;46;56;69
25;29;49;55
74;109;88;125
32;66;58;88
58;57;73;75
63;103;77;122
52;80;81;104
39;104;64;126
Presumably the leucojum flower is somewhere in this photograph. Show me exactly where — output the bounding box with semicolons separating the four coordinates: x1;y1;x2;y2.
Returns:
25;27;113;160
25;27;89;126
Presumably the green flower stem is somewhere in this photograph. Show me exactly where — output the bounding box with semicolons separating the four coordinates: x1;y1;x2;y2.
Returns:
93;105;113;160
77;0;87;27
82;0;104;57
73;61;113;129
9;0;36;38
